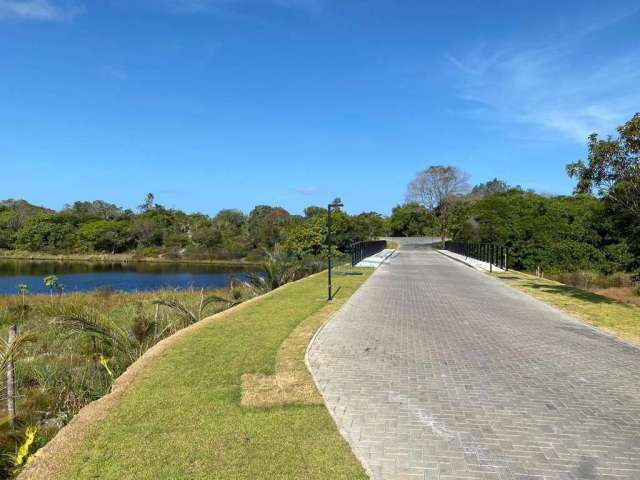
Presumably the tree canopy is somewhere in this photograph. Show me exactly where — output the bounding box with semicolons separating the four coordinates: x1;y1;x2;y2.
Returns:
0;196;388;261
406;165;470;243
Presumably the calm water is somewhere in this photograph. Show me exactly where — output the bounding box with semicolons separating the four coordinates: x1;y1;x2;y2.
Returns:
0;260;257;295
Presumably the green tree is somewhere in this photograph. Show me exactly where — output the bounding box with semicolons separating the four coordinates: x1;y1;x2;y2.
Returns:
388;203;433;237
470;178;512;198
212;209;249;258
15;214;76;251
567;112;640;265
351;212;388;240
448;190;608;272
246;205;291;250
282;210;355;256
303;206;324;218
76;220;132;253
63;200;123;221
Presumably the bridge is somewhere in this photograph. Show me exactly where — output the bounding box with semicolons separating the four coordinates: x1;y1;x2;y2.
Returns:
308;238;640;480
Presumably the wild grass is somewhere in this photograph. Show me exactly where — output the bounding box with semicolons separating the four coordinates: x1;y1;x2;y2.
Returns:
547;270;635;290
545;270;640;306
0;249;331;477
20;270;372;480
0;287;237;477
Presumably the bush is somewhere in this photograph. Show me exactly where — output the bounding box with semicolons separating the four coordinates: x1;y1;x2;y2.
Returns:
550;271;634;290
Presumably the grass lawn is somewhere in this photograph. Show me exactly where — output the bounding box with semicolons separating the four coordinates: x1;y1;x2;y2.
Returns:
21;270;372;480
495;270;640;344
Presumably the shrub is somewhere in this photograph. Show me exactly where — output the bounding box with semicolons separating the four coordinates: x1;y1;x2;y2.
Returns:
549;271;634;290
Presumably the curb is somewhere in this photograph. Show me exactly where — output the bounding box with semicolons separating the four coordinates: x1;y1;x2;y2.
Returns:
304;269;379;480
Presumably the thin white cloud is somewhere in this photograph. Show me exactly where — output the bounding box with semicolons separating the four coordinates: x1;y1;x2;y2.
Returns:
162;0;324;14
446;9;640;142
0;0;81;21
292;186;320;196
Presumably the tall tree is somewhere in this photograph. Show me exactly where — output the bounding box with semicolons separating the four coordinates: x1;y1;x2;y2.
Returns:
567;113;639;212
303;206;324;218
470;178;511;198
139;193;155;213
406;166;470;244
567;113;640;262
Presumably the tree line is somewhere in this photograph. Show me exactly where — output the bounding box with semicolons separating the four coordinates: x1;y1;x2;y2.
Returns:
400;113;639;275
0;195;387;261
1;113;638;275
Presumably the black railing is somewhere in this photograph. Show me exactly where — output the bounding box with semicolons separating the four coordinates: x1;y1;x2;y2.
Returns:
351;240;387;266
444;241;509;270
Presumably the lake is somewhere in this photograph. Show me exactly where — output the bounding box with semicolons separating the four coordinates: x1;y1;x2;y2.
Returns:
0;260;258;295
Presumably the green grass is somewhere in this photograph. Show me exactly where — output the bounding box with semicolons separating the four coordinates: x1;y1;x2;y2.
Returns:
27;270;371;480
495;270;640;344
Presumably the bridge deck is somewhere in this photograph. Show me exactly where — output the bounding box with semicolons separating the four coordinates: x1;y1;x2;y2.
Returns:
307;241;640;480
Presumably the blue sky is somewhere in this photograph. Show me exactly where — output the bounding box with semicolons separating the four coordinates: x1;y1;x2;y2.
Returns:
1;0;639;215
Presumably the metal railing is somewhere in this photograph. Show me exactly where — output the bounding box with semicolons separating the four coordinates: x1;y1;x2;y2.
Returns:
351;240;387;266
444;241;509;270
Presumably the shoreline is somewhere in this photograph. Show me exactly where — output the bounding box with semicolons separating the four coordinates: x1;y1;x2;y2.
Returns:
0;250;262;268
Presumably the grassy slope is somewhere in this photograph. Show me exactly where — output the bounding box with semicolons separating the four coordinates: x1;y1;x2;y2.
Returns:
32;271;371;480
495;270;640;344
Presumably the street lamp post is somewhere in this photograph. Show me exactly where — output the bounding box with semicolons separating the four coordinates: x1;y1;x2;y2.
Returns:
327;200;344;301
488;221;494;273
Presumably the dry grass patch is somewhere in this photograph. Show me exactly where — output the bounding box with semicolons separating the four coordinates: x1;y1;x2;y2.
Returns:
593;287;640;306
241;295;350;407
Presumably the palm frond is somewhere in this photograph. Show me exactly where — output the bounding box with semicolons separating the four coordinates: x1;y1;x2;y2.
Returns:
152;299;198;325
51;305;140;361
0;331;36;375
201;294;240;310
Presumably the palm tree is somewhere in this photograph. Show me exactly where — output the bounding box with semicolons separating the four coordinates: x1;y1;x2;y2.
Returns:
0;333;35;377
152;288;237;328
0;305;35;428
243;246;301;295
17;284;28;306
43;275;64;302
2;283;35;428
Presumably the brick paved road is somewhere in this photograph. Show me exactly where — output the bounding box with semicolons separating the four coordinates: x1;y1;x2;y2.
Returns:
307;242;640;480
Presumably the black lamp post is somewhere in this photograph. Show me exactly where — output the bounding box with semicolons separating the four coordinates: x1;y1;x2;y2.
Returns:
327;200;344;301
488;221;494;273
